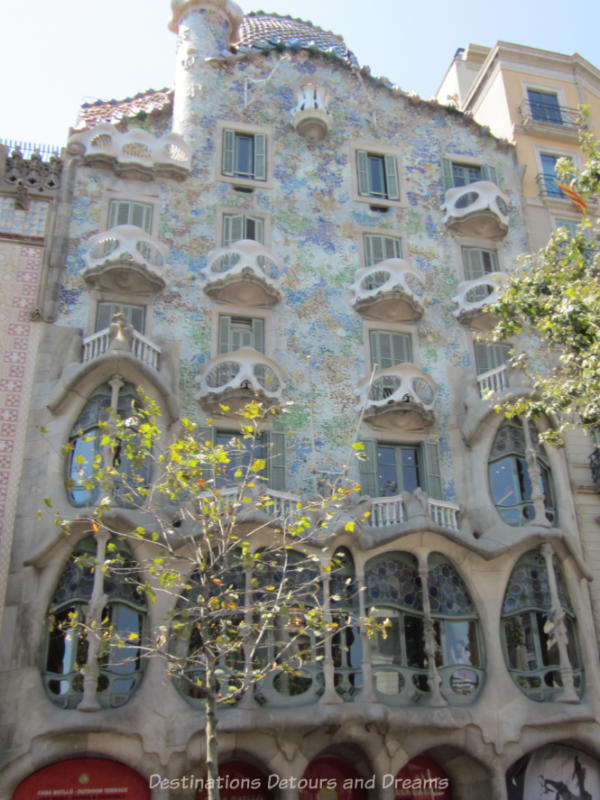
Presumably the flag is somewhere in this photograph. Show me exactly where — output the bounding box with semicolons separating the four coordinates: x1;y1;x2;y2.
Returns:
554;180;588;213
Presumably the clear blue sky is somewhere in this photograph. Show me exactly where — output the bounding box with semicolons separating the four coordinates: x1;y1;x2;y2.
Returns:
2;0;599;148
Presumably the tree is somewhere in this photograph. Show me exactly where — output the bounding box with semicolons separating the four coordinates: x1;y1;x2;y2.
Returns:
490;115;600;442
46;396;372;800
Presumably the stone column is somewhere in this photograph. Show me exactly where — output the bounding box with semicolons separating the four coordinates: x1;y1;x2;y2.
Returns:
78;529;110;711
417;551;447;707
542;542;578;702
356;559;376;702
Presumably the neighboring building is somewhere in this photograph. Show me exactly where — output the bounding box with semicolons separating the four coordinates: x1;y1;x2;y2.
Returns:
1;4;600;800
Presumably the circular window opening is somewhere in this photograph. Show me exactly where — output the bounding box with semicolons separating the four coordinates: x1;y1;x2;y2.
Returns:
455;191;479;209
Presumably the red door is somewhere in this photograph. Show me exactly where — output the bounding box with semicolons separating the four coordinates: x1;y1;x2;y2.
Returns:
394;756;452;800
196;761;273;800
13;758;149;800
299;758;367;800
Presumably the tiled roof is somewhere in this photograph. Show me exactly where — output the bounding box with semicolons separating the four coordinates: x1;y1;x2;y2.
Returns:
76;89;173;130
237;13;358;66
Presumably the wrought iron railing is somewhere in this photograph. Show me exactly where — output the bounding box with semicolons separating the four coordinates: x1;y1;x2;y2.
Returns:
536;173;567;199
0;138;61;161
520;100;579;128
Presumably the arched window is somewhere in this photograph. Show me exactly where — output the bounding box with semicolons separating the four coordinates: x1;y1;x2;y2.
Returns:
44;535;146;709
66;380;150;507
501;547;583;701
488;418;555;526
427;552;484;701
330;547;362;700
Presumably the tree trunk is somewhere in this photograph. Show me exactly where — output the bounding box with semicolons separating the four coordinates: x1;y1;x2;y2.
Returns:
205;663;220;800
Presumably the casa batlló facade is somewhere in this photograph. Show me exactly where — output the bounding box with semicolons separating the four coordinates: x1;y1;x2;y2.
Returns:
1;2;599;798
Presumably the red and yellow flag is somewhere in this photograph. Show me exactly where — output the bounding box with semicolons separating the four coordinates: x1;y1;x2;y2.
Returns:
554;180;588;213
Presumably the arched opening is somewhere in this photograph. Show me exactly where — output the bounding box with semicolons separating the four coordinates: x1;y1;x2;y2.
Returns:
13;758;149;800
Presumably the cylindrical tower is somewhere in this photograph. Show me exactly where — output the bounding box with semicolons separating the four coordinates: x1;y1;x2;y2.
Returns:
169;0;243;139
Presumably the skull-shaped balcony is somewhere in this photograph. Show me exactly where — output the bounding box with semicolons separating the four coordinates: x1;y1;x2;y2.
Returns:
203;239;283;307
443;181;509;240
358;364;437;432
452;272;508;329
196;347;284;412
82;225;167;295
69;123;191;181
351;259;425;322
292;84;332;143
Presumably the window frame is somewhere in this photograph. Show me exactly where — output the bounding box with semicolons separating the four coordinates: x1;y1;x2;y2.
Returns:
199;426;286;491
534;146;579;201
351;142;405;208
440;156;498;191
218;209;269;248
213;308;268;358
361;231;403;266
358;438;443;499
107;198;154;235
216;122;274;189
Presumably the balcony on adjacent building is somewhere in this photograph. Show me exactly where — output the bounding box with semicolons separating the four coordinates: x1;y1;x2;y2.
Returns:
520;99;580;141
443;181;509;240
358;364;437;431
82;225;167;296
68;123;191;181
203;239;283;307
292;84;332;143
452;272;508;328
351;259;425;322
197;347;284;411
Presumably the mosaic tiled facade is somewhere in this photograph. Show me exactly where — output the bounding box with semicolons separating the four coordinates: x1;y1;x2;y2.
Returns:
1;3;599;799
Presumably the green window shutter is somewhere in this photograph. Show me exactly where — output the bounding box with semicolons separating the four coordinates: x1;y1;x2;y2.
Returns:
356;150;370;196
363;235;377;266
474;342;509;375
131;202;153;233
357;440;378;497
481;164;498;185
441;157;454;191
218;315;232;354
222;214;245;246
384;154;400;200
392;332;412;364
253;134;267;180
129;305;146;333
266;432;286;490
384;235;402;259
198;427;215;482
222;129;235;176
370;331;412;369
252;215;265;244
252;318;265;353
422;441;442;499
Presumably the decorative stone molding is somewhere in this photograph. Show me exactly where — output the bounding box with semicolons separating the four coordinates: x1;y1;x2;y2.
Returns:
452;271;508;326
82;225;167;294
358;363;437;431
196;347;284;411
203;239;283;306
351;258;425;322
169;0;243;37
68;124;191;181
292;84;332;143
442;181;509;240
3;149;62;199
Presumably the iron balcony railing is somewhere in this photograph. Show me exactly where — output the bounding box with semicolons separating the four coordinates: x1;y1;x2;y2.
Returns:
536;173;567;199
520;100;580;128
0;138;61;161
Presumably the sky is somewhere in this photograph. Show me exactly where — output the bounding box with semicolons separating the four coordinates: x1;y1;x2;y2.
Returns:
1;0;599;149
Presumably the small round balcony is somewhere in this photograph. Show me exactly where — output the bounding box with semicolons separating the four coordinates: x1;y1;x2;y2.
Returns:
452;272;508;329
82;225;167;295
292;84;332;143
351;259;425;322
358;364;437;432
443;181;509;240
203;240;283;307
196;347;284;412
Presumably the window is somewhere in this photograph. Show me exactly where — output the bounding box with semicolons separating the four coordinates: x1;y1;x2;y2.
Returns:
330;548;362;701
488;418;555;526
369;330;412;369
358;440;442;499
222;129;266;182
218;315;265;354
66;382;150;507
527;89;562;124
462;247;499;281
356;150;400;201
441;158;497;190
44;536;146;709
201;428;286;491
502;548;582;701
555;218;579;237
222;213;265;246
95;302;145;333
539;153;571;198
363;233;402;266
108;200;153;233
473;342;510;376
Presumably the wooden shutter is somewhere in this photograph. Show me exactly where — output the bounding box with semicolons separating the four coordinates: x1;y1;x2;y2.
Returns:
473;342;509;375
384;154;400;200
222;214;245;246
266;431;286;490
481;164;498;185
253;134;267;180
441;158;455;191
369;331;412;369
463;247;499;280
356;150;370;196
251;318;265;353
357;439;378;497
252;215;265;243
218;315;232;354
222;129;235;176
422;441;442;499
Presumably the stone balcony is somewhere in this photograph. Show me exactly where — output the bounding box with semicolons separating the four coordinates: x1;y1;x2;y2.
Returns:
68;123;191;181
368;493;460;532
358;364;437;432
82;318;161;371
351;259;425;322
82;225;167;295
452;272;508;328
443;181;509;240
197;347;284;412
203;239;283;307
292;84;332;143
